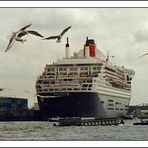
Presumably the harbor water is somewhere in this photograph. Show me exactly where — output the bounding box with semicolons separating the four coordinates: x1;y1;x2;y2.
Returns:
0;119;148;141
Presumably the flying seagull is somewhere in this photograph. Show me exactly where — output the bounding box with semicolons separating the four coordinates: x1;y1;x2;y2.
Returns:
5;24;32;52
0;88;11;91
0;88;5;91
5;24;44;52
43;26;71;43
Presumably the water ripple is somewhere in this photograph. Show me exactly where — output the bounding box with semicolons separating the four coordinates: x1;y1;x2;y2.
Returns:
0;119;147;140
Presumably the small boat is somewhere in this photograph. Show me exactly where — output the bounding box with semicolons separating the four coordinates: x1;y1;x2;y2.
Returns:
133;119;148;125
133;110;148;125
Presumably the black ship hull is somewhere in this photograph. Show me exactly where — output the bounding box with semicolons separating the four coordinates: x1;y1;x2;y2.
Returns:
37;92;108;120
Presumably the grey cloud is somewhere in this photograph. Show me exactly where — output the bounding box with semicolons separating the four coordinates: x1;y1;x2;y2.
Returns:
134;30;148;42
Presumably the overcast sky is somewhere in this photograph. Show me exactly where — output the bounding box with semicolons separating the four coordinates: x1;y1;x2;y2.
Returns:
0;7;148;107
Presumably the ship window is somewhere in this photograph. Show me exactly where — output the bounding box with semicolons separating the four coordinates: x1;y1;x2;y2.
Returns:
93;67;97;70
74;88;80;90
48;68;54;71
88;84;92;87
115;108;119;110
51;81;55;84
43;89;48;91
61;72;67;75
80;67;84;70
120;109;124;110
107;108;114;110
101;101;104;104
81;88;87;90
49;89;53;91
37;80;42;83
43;81;49;84
87;80;92;83
108;103;114;106
59;68;66;71
108;100;113;102
67;88;72;90
80;67;88;71
49;76;55;78
82;84;88;87
69;72;73;75
88;88;91;90
115;102;121;105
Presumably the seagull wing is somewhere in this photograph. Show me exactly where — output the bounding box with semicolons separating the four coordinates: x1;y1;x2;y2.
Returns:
138;53;148;59
5;36;16;52
27;30;44;38
17;31;28;38
60;26;71;36
19;24;32;31
43;35;59;40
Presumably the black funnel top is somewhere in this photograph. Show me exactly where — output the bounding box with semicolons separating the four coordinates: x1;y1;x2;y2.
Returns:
85;37;95;46
66;37;69;47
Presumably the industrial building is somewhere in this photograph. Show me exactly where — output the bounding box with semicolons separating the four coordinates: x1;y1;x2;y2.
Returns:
0;96;34;121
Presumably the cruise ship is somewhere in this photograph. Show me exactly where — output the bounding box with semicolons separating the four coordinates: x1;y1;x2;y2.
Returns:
36;37;135;120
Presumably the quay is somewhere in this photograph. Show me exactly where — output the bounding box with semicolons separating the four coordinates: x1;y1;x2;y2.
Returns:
49;117;120;126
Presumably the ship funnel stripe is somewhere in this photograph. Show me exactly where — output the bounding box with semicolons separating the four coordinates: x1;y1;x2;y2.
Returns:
84;37;96;57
